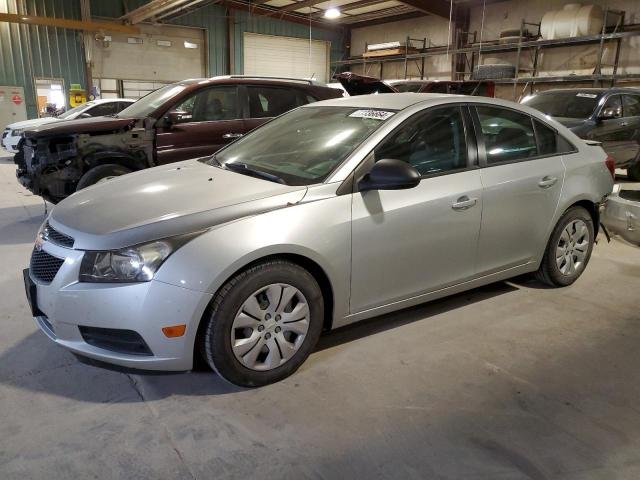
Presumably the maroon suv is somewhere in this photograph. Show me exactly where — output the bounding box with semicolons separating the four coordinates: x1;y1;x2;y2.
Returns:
17;76;342;202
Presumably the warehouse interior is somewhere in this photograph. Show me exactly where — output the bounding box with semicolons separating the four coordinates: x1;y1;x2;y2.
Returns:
1;0;640;478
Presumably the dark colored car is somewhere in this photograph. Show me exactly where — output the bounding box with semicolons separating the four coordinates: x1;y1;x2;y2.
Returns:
521;88;640;180
388;79;495;97
17;76;343;202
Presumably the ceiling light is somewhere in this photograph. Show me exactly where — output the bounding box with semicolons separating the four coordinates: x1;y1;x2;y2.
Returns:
324;8;341;19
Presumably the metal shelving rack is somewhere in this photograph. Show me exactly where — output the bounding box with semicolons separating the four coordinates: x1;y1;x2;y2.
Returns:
332;8;640;99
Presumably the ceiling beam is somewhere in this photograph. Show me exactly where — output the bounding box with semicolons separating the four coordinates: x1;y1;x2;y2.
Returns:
0;12;140;33
310;0;387;18
219;0;344;30
395;0;449;18
345;10;426;26
280;0;326;13
121;0;195;24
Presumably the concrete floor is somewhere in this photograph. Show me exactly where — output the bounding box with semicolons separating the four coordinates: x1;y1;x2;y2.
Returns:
1;151;640;480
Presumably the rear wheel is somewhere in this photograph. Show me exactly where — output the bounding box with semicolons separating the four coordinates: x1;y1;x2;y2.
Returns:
198;260;323;387
76;164;132;190
534;206;594;287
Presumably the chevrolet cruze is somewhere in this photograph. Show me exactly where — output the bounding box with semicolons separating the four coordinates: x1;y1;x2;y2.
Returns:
24;93;614;387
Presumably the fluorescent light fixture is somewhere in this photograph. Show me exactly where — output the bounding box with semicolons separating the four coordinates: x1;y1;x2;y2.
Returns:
184;41;198;49
324;7;341;18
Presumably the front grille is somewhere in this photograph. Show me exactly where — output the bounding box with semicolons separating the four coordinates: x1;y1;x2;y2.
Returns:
30;249;65;284
79;326;153;356
44;222;74;248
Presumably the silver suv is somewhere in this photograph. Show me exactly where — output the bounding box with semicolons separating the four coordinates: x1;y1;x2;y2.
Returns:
25;93;614;387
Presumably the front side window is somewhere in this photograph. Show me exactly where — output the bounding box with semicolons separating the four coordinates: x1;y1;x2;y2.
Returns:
248;86;304;119
623;94;640;117
210;106;392;185
117;83;188;118
374;107;468;175
477;106;537;164
172;86;239;122
393;83;422;93
601;95;622;118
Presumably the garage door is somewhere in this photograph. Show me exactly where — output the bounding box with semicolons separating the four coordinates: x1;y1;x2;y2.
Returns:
92;24;205;83
243;33;330;83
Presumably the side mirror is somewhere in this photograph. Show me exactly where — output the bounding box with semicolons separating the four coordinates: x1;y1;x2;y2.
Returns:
599;106;621;121
78;112;92;119
358;158;421;192
166;110;191;126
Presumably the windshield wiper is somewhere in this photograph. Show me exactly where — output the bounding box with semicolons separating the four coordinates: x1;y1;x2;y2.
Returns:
224;162;286;184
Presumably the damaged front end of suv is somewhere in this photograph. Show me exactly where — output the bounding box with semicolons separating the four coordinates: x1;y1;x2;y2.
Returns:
17;117;154;203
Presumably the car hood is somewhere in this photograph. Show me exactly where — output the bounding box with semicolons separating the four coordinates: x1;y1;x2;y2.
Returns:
24;115;136;137
333;72;397;96
7;117;60;130
49;159;307;250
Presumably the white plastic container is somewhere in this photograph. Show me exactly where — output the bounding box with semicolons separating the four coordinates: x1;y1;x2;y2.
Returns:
541;4;604;40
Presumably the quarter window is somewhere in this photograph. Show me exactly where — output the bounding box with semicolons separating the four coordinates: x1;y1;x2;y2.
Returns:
477;106;537;164
533;119;574;156
374;107;468;175
623;94;640;117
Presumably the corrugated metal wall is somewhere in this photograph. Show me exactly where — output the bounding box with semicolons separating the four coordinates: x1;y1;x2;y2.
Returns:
232;11;347;76
0;0;346;118
0;0;86;118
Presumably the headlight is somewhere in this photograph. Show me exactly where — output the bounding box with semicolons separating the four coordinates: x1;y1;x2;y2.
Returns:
11;129;23;137
79;233;200;283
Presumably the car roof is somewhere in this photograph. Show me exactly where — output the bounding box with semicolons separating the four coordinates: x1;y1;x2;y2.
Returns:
92;98;135;104
303;92;467;110
172;76;328;88
533;87;640;95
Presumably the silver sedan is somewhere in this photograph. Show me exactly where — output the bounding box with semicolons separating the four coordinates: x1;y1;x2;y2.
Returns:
25;93;614;387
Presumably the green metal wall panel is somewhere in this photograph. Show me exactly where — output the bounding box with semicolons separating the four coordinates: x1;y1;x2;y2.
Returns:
0;0;86;118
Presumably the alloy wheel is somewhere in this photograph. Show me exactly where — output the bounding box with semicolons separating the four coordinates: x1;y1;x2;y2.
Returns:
555;219;590;276
231;283;310;371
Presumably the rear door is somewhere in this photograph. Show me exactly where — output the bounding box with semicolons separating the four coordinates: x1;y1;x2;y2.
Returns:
473;105;567;274
155;86;244;164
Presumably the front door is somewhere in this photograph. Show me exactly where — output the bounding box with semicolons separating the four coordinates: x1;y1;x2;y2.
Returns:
591;94;632;167
350;106;482;313
155;86;244;165
473;106;566;274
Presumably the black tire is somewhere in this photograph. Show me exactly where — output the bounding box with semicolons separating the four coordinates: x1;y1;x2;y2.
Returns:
534;206;595;287
76;164;132;190
628;162;640;182
198;260;324;387
473;64;516;80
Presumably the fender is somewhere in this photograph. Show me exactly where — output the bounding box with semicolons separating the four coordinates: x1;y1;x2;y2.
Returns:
82;149;148;172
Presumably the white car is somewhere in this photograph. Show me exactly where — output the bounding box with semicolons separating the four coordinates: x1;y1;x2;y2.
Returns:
2;98;134;153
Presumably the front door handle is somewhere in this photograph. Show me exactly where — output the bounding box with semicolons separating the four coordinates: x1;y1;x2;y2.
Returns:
538;176;558;189
452;195;478;210
620;122;629;127
223;133;243;139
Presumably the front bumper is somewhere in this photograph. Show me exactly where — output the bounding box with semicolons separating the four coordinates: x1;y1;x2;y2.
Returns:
26;241;213;370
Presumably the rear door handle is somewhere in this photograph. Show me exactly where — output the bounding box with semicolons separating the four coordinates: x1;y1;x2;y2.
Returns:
223;133;243;139
452;195;478;210
538;176;558;188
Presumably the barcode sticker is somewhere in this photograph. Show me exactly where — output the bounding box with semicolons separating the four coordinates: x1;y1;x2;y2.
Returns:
349;110;395;120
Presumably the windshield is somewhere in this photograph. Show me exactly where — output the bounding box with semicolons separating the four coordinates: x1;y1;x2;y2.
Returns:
208;106;394;185
58;102;96;119
116;84;188;118
522;91;600;119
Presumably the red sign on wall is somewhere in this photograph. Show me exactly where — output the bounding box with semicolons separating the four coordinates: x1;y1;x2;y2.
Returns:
12;94;23;105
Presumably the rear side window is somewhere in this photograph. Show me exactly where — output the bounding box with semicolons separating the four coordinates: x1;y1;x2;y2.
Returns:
248;86;304;119
477;106;537;164
533;119;575;156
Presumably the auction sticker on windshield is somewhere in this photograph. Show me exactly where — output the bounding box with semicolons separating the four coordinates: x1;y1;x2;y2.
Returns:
349;110;395;120
576;93;598;98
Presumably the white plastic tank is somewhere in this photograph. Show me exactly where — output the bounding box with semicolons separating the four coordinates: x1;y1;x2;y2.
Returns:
541;4;604;40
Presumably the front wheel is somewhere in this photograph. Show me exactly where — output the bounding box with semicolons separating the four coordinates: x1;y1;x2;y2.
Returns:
534;206;595;287
198;260;324;387
76;164;132;190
